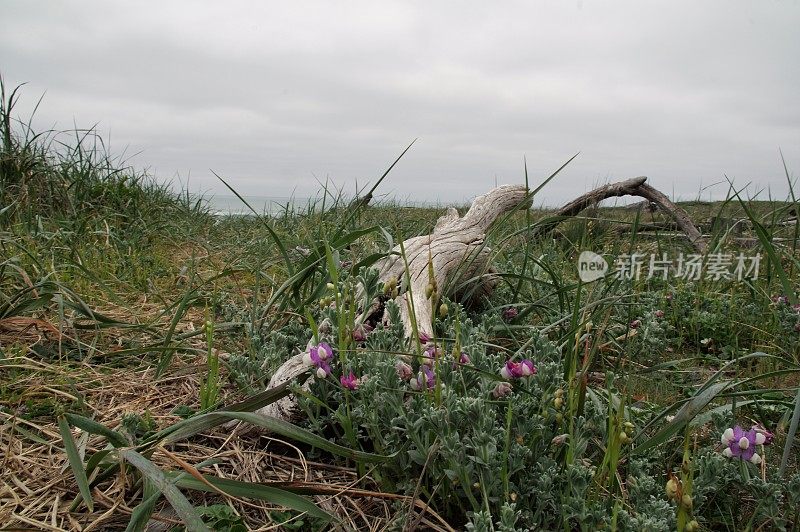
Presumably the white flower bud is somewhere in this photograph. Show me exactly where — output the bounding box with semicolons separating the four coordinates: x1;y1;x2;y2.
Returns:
722;428;734;443
500;366;512;380
315;367;328;379
755;432;766;445
750;453;762;465
302;352;313;366
738;437;749;450
722;447;733;458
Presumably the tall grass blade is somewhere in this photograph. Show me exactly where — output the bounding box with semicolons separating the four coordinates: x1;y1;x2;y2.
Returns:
65;413;128;447
120;449;210;532
779;386;800;478
161;411;393;463
57;415;94;512
169;474;336;522
214;170;294;275
125;480;161;532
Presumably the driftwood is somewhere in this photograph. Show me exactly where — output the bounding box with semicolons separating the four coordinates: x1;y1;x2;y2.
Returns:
251;176;706;425
534;176;707;253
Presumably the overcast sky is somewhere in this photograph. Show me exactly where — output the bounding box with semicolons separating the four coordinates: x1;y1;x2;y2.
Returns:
2;1;799;205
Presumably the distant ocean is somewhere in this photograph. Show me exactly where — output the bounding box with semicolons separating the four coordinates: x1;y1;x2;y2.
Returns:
205;195;313;216
205;194;445;216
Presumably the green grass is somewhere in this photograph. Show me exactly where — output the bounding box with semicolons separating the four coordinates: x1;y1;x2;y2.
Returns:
1;81;800;530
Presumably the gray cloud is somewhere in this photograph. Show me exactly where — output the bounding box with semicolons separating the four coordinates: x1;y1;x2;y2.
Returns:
2;0;799;204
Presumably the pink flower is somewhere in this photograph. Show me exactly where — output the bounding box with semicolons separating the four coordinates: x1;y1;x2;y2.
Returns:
772;294;790;305
340;371;360;390
499;359;537;380
629;319;641;329
654;310;665;319
752;425;774;445
395;361;413;380
502;307;519;322
459;352;471;365
418;331;432;343
352;323;373;342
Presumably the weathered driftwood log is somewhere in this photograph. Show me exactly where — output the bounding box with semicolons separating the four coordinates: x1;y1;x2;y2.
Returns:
533;176;707;253
368;184;533;340
250;177;706;425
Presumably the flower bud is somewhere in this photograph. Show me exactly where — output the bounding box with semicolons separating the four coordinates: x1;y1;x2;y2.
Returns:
439;303;448;318
315;366;328;379
722;447;733;458
665;478;678;499
681;494;693;509
383;278;396;294
395;361;413;381
738;437;749;450
492;381;513;399
555;413;563;423
326;282;335;291
554;388;564;398
686;520;699;532
554;397;564;410
750;452;762;465
619;432;630;445
425;283;435;298
755;432;766;445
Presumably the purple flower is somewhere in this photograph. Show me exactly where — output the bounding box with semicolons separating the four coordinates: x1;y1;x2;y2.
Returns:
410;366;436;391
629;319;641;329
459;352;471;365
654;310;665;319
424;343;442;358
340;371;360;390
395;361;413;380
302;343;333;378
502;307;519;322
772;294;790;305
721;425;765;464
499;359;537;380
418;331;432;343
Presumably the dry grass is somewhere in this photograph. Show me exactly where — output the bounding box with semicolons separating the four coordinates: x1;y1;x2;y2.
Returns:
0;348;455;531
